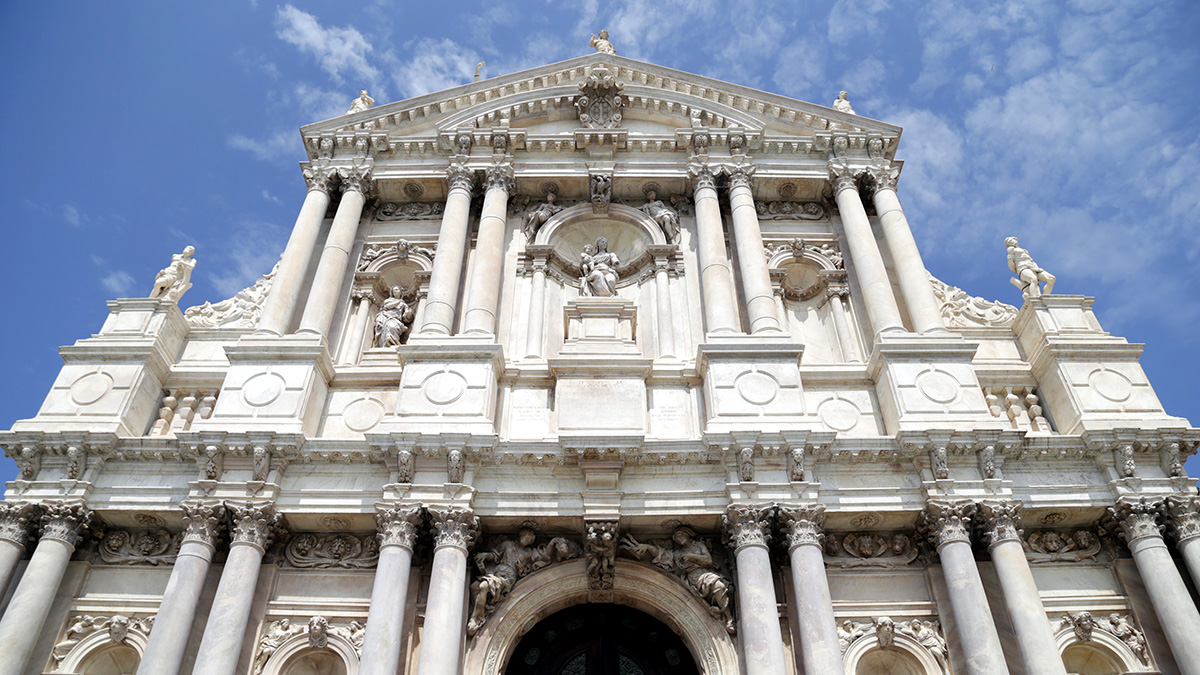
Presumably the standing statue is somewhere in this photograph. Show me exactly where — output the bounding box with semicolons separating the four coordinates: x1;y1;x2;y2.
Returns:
833;90;856;115
1005;236;1056;297
640;190;680;243
523;192;563;241
347;89;375;114
467;524;581;635
150;245;197;303
580;237;620;297
621;527;735;634
590;29;616;54
373;286;415;347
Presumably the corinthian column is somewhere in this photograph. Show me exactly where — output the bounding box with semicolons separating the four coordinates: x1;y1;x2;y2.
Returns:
416;506;478;675
920;500;1009;675
1109;498;1200;675
829;162;904;338
977;502;1066;675
358;504;423;675
461;161;514;335
1167;495;1200;591
727;165;783;333
690;163;739;334
723;505;787;675
0;502;33;600
299;166;374;338
0;502;93;675
192;502;285;675
137;501;227;675
420;164;475;335
777;505;843;675
258;165;335;335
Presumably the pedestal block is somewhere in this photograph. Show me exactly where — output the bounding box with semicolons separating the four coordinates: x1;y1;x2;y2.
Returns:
696;341;805;432
392;342;503;433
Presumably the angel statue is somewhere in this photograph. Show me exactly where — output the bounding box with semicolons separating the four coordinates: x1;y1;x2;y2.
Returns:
467;524;581;635
150;245;196;304
1005;236;1056;297
347;89;375;114
580;237;619;297
523;192;563;241
373;286;415;348
640;190;680;243
622;527;735;634
590;29;616;54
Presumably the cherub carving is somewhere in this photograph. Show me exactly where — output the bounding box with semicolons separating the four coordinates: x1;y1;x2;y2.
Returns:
621;527;735;634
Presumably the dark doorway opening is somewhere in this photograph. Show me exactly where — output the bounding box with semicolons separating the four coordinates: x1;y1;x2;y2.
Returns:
505;603;701;675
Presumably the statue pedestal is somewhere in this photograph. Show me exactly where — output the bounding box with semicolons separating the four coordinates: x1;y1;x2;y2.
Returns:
560;298;639;355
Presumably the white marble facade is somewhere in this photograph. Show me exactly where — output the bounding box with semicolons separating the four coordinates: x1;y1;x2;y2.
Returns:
0;49;1198;675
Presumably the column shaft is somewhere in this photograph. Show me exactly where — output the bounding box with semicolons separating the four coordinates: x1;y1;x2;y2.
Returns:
0;539;23;602
191;543;266;675
788;544;844;674
258;177;331;335
416;545;469;675
339;295;371;364
0;538;74;675
461;170;512;335
136;540;215;675
359;546;416;675
692;174;739;334
734;544;788;675
524;265;547;359
420;171;474;335
1178;538;1200;594
654;265;676;358
1128;537;1200;674
831;171;904;337
990;540;1067;675
728;177;783;333
299;178;369;337
872;184;946;334
939;540;1010;675
828;294;861;362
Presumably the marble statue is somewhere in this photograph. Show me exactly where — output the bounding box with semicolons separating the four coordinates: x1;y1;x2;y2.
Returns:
253;619;304;675
580;237;619;297
833;90;856;115
150;245;196;304
640;191;680;243
590;29;615;54
474;61;485;82
373;286;415;348
523;192;563;241
621;527;735;634
347;89;374;114
1005;236;1056;297
467;525;581;635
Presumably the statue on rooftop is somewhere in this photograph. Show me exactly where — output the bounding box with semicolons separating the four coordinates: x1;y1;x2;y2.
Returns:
590;29;615;55
150;245;196;304
1005;236;1056;297
347;89;375;115
833;90;856;115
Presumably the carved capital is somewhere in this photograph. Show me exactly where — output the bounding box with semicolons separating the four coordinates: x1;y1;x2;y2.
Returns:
728;164;756;190
919;500;975;551
1165;495;1200;544
688;163;717;192
39;501;94;549
1107;497;1164;544
0;502;35;550
226;501;285;551
446;163;475;195
778;504;825;550
428;506;478;551
376;503;423;549
338;166;374;196
180;500;226;549
827;161;860;195
723;504;773;552
483;161;515;193
302;165;335;194
977;501;1023;550
866;164;900;193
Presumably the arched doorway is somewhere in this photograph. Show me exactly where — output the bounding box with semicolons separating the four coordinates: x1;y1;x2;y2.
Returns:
506;604;699;675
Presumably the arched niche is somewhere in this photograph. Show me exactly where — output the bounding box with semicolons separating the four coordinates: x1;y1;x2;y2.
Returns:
1052;626;1150;674
463;559;739;675
357;240;435;292
533;203;668;290
258;633;360;675
842;632;945;675
55;629;148;674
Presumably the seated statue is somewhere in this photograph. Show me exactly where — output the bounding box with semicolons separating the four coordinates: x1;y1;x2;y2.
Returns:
640;190;680;243
579;237;619;297
150;246;196;304
467;525;581;635
523;192;563;241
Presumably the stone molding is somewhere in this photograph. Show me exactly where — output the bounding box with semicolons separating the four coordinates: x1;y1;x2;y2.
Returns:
284;533;379;568
180;500;226;549
0;502;34;550
226;501;285;551
428;505;479;551
977;500;1023;550
1024;529;1102;563
1106;497;1164;545
918;500;975;551
39;501;94;549
777;504;825;551
823;531;919;568
375;503;423;550
723;503;773;552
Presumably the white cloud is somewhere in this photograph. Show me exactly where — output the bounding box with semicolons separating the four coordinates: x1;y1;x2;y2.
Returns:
276;5;383;92
261;190;281;204
207;220;288;298
228;131;300;163
393;38;481;98
100;270;136;297
827;0;890;45
62;204;88;227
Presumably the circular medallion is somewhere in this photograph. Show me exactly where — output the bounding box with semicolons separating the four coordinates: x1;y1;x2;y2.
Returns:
1089;368;1132;402
735;370;778;406
342;398;385;432
242;372;286;407
916;369;960;404
69;372;113;406
818;398;861;432
849;513;881;528
423;370;467;406
320;515;351;531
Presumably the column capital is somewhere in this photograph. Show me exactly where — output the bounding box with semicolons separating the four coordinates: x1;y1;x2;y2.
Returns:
919;500;975;551
376;503;424;550
827;160;861;195
688;161;717;192
302;164;336;194
446;162;476;195
1106;497;1164;544
38;501;94;549
728;163;756;190
977;500;1023;550
0;502;35;550
225;500;285;552
428;505;478;552
723;504;774;552
1165;495;1200;544
865;163;900;193
483;160;515;193
180;500;227;550
777;504;825;551
337;165;375;196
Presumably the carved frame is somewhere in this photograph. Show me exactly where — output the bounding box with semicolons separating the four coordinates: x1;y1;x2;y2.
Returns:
255;631;361;675
1051;624;1152;672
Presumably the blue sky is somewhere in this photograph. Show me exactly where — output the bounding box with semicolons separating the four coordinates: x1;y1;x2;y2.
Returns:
0;1;1197;482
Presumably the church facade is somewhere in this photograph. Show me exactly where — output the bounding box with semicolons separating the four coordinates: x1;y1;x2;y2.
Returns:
0;46;1198;675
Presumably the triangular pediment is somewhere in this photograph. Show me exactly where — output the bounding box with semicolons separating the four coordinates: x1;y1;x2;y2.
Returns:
298;53;902;160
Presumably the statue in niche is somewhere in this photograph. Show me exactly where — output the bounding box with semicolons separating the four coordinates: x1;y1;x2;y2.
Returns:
346;89;374;114
253;619;305;675
467;524;582;635
580;237;620;297
621;527;735;634
523;192;563;241
833;90;856;115
373;286;415;347
590;29;615;54
150;246;196;303
1006;236;1056;297
640;190;680;243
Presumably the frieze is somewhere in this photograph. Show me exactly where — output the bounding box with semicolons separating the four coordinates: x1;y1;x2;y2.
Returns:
467;522;582;635
1025;529;1102;562
98;528;179;565
754;201;826;220
823;531;918;568
284;533;379;568
373;201;445;222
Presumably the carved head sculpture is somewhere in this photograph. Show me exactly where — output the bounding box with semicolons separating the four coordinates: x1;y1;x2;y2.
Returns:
596;237;609;252
518;526;537;548
599;29;609;39
646;190;657;201
1005;236;1019;248
838;91;848;100
182;245;195;258
673;526;697;546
